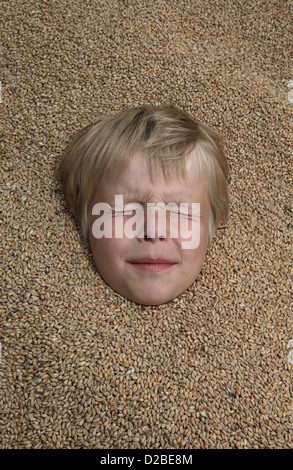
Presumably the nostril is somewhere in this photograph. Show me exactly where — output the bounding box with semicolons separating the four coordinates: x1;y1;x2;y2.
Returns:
144;235;165;240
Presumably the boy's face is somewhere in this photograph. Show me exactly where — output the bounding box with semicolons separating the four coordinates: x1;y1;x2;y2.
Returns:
89;150;211;305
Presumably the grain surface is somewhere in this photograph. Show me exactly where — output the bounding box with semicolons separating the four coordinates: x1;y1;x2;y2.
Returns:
1;0;292;449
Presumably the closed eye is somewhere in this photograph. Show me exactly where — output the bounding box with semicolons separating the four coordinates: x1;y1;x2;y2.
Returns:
168;208;201;219
113;203;144;217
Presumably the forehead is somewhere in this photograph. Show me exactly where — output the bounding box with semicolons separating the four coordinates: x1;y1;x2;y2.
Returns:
96;149;209;203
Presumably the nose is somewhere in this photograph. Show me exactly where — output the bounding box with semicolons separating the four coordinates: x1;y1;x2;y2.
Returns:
139;205;168;242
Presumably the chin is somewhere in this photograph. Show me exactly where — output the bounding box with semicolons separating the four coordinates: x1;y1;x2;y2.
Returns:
129;297;172;306
124;289;182;306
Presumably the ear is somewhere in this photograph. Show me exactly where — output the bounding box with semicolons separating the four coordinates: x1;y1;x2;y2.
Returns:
217;219;228;229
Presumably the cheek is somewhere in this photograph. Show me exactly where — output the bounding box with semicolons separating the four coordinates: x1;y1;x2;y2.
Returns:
174;216;208;252
176;216;210;267
90;235;127;264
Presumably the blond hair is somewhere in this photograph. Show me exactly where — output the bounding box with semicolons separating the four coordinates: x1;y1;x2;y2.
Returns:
57;105;229;240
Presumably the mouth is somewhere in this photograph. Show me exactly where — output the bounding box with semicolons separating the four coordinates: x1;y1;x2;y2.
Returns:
127;258;177;273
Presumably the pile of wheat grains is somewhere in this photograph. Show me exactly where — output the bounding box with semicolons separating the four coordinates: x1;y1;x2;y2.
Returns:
1;0;292;449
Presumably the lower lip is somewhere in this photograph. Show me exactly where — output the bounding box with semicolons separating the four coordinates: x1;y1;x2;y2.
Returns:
128;262;175;272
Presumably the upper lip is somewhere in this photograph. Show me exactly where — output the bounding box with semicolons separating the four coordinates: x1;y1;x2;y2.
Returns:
128;257;176;264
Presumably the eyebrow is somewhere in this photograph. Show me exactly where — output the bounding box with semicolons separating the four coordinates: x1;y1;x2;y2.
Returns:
119;189;154;204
